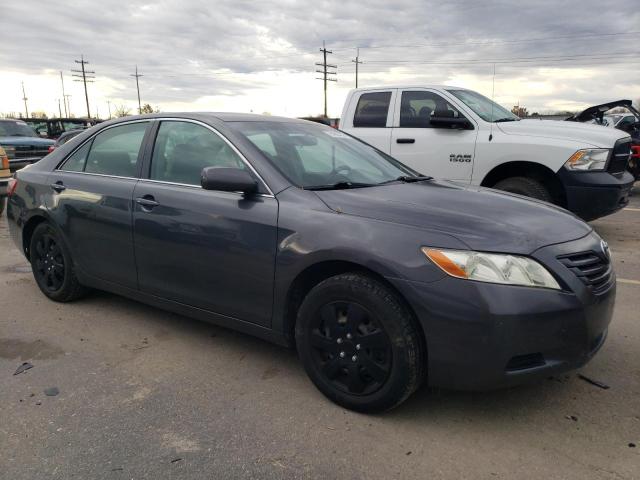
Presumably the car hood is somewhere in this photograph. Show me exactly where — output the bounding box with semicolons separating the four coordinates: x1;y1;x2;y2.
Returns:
0;136;54;146
314;180;592;255
496;119;628;147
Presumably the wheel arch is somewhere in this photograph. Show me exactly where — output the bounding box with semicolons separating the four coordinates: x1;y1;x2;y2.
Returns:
282;260;426;352
480;161;566;206
21;213;49;260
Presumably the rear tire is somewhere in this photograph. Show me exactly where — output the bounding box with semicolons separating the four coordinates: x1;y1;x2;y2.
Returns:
29;222;88;302
493;176;554;203
295;273;425;413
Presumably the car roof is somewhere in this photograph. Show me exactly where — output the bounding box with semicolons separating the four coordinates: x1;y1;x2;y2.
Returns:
349;85;465;92
101;112;309;124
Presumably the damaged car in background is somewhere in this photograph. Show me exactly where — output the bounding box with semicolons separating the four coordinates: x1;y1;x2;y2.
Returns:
567;100;640;179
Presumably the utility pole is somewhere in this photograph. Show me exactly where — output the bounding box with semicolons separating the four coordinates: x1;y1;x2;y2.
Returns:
107;100;112;119
131;65;143;114
59;71;68;117
21;82;29;118
315;41;337;117
352;48;363;88
57;99;62;117
64;95;72;117
71;54;95;119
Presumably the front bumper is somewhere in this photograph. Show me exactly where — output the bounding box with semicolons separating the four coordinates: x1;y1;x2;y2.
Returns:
558;168;634;221
388;232;615;391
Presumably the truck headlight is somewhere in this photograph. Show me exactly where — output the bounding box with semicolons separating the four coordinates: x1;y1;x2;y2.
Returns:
3;146;16;160
564;149;609;171
422;248;561;290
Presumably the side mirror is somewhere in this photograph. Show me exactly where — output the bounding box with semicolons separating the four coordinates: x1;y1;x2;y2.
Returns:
201;167;259;195
430;110;473;130
38;130;49;138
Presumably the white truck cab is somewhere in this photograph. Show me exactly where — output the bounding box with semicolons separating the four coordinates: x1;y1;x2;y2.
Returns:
340;86;635;220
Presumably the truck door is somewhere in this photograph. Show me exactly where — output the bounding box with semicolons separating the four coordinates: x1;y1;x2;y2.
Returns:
390;89;477;182
341;89;396;153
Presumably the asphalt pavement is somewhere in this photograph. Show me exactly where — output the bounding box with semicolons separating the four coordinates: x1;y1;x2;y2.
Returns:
1;189;639;479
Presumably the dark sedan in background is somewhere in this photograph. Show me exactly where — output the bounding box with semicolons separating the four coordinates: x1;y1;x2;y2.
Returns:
6;113;616;412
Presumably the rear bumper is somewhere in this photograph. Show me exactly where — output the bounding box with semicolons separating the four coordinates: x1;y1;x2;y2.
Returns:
558;168;634;221
387;232;615;391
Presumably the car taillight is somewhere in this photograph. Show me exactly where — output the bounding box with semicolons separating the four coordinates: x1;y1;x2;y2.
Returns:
7;178;18;197
1;155;9;170
632;145;640;159
48;145;56;153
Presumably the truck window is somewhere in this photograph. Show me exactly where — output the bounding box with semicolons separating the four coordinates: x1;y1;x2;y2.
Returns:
400;91;461;128
353;92;392;128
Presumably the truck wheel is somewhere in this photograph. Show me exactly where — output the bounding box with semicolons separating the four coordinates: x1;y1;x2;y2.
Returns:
295;273;425;413
493;176;554;203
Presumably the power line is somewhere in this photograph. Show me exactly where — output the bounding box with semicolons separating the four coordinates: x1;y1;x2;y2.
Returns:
131;65;143;114
334;30;640;52
316;41;337;117
71;54;95;118
352;48;363;88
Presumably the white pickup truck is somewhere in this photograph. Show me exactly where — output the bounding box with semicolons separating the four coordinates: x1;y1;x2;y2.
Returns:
340;86;635;220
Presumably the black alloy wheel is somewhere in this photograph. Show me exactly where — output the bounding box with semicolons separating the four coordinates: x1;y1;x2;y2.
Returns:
29;222;87;302
33;231;65;292
296;273;425;413
309;301;392;396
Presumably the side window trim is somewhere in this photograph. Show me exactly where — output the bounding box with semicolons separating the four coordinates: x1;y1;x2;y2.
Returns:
55;119;151;176
143;118;274;196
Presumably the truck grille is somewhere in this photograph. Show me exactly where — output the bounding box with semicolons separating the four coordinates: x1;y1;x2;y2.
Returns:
13;145;50;160
557;251;613;294
608;138;631;174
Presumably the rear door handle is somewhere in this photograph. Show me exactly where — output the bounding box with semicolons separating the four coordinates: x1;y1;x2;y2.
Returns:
396;138;415;144
135;195;159;210
50;181;66;192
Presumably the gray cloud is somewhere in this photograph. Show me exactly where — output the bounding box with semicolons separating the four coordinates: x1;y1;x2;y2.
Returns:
1;0;638;113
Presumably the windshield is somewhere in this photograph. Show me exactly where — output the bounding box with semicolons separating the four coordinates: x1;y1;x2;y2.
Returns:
230;121;417;189
0;120;38;137
447;89;520;123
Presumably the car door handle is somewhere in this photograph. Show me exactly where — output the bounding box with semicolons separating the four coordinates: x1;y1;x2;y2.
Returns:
396;138;415;144
50;182;66;192
135;195;159;209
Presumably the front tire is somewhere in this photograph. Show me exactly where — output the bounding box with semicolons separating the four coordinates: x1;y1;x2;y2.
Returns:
295;273;425;413
29;222;87;302
493;176;554;203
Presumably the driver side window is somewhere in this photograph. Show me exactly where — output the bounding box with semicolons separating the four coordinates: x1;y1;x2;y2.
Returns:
399;91;462;128
150;121;245;186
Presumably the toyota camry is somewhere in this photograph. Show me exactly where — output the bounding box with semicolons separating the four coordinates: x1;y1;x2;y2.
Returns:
7;113;615;412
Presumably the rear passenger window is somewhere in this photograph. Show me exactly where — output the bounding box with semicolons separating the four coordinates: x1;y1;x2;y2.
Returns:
353;92;392;128
60;141;91;172
84;123;148;177
150;121;245;186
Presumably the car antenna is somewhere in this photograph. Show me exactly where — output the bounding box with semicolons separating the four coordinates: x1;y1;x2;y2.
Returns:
489;63;495;142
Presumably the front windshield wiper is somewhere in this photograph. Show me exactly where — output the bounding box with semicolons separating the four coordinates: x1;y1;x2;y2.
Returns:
493;118;518;123
378;175;433;185
305;181;376;191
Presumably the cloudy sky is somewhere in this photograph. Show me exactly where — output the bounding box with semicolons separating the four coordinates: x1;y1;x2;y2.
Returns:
0;0;638;119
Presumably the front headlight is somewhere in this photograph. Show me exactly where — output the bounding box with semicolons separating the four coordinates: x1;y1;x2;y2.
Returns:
422;248;561;290
3;145;16;160
564;149;609;171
